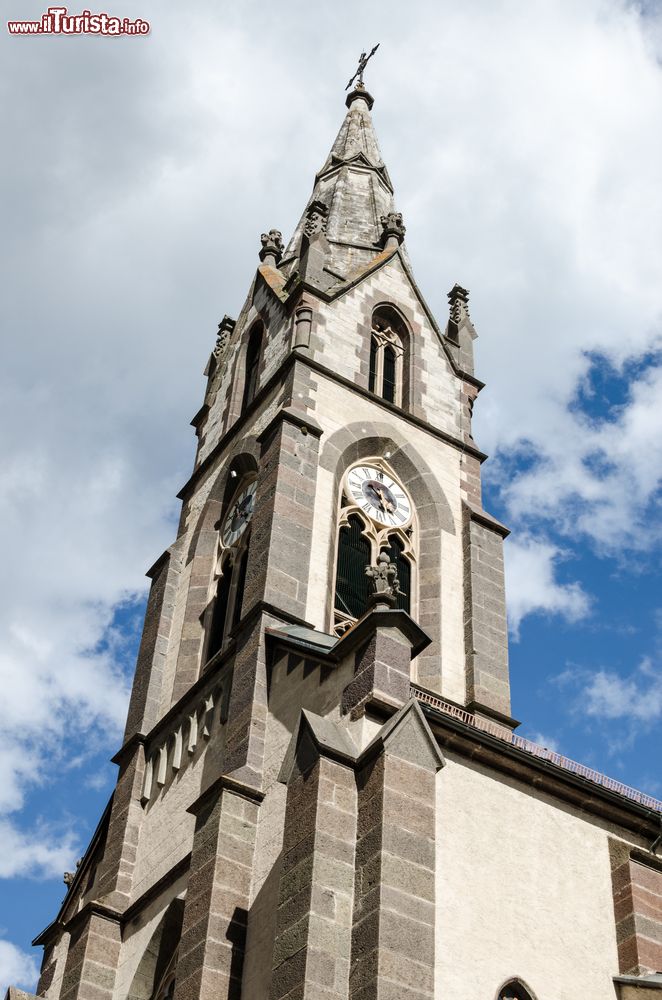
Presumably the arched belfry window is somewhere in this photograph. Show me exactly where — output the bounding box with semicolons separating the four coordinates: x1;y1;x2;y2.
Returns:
241;322;263;413
333;460;416;636
368;307;408;407
498;980;536;1000
334;514;372;622
203;475;257;665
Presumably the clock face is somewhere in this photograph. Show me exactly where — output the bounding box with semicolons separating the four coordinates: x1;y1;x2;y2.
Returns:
221;480;256;547
346;465;412;527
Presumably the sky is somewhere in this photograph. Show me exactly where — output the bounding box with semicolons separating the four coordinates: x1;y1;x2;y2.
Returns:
1;0;661;990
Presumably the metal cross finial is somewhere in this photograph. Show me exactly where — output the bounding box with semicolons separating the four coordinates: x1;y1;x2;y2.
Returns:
345;43;380;91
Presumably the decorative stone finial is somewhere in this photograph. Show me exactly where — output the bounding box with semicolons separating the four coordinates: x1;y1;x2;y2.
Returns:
259;229;284;265
379;211;406;249
365;551;405;608
303;200;329;239
213;315;235;360
448;283;470;326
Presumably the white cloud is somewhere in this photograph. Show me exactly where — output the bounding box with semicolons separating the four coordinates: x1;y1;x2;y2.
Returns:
0;0;660;907
552;655;662;762
0;821;78;881
522;731;561;754
0;940;39;994
583;657;662;723
504;536;591;638
550;656;662;764
497;360;662;554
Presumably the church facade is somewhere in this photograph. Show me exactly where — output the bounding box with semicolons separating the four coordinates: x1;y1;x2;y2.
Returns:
11;82;662;1000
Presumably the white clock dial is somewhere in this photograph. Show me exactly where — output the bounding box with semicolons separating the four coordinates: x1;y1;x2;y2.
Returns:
221;480;256;547
346;465;412;527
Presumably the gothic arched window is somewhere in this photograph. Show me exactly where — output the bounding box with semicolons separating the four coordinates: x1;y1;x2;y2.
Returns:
332;460;416;636
498;979;536;1000
334;514;372;622
368;307;408;407
203;476;256;665
241;323;263;413
206;560;232;661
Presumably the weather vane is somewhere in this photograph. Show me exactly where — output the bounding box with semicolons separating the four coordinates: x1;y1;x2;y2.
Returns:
345;43;380;91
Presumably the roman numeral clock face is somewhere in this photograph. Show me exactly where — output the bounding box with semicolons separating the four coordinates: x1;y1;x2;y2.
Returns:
346;465;412;527
221;480;257;547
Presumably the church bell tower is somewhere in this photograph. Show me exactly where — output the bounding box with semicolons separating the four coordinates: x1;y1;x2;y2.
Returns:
23;77;528;1000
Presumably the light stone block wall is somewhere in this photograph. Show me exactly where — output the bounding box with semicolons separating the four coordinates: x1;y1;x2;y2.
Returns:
435;752;642;1000
309;255;463;441
304;374;467;705
263;651;355;786
254;282;289;386
131;752;205;900
42;932;71;1000
438;528;465;705
113;877;187;1000
158;552;192;719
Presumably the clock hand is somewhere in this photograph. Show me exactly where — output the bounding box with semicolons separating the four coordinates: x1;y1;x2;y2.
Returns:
374;485;396;513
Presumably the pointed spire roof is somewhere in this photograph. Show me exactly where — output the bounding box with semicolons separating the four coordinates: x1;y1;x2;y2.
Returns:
320;88;389;178
282;87;409;291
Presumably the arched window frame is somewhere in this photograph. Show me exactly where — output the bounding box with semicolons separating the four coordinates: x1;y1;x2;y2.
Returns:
368;307;409;408
241;322;264;414
128;897;183;1000
496;979;537;1000
150;950;177;1000
331;458;417;636
202;474;256;666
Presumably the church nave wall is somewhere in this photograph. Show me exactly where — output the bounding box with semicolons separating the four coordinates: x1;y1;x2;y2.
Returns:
435;751;641;1000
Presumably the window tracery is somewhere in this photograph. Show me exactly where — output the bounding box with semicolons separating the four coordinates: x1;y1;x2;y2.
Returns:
203;476;256;664
333;460;415;636
368;308;407;406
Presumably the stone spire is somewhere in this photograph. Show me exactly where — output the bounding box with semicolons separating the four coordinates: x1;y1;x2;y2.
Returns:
282;86;408;290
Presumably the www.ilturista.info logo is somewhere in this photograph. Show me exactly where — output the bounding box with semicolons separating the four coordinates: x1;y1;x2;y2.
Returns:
7;7;150;34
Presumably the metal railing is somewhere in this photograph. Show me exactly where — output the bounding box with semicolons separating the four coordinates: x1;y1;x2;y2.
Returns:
411;684;662;815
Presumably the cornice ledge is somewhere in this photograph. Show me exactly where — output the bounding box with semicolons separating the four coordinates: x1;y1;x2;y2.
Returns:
63;900;123;934
145;546;172;580
333;608;431;661
187;773;265;816
614;975;662;991
463;500;510;538
255;405;324;445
